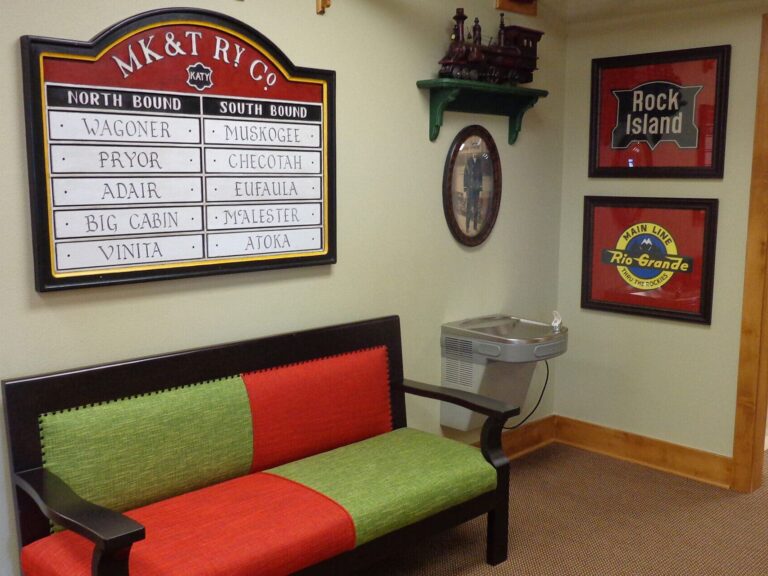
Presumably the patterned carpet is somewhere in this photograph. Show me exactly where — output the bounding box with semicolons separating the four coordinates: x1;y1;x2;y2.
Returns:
365;443;768;576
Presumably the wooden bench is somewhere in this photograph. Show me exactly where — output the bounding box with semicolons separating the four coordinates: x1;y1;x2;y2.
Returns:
3;316;518;575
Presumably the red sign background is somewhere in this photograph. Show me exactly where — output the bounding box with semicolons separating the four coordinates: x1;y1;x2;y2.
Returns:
589;205;708;313
42;23;323;102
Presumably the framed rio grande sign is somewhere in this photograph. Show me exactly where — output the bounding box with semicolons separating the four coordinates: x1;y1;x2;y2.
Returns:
581;196;718;324
21;8;336;291
588;46;730;178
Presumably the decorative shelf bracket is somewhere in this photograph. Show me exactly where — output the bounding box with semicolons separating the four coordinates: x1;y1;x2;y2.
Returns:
417;79;548;144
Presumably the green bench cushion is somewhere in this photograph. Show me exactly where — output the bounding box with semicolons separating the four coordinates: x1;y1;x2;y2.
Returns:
39;376;253;512
268;427;497;545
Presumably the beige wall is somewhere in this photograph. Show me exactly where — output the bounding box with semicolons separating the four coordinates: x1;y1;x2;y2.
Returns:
0;1;566;572
4;1;767;574
556;3;766;457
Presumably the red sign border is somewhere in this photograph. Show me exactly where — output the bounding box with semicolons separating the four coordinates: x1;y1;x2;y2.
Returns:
581;196;719;324
588;45;730;179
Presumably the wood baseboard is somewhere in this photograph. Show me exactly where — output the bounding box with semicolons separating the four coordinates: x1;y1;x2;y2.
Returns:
500;415;557;459
501;415;734;489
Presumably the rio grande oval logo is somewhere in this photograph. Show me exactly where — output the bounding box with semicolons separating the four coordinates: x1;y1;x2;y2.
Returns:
601;222;693;290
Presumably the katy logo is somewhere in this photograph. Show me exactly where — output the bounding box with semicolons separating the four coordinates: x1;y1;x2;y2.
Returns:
601;222;693;290
611;81;702;150
186;62;213;91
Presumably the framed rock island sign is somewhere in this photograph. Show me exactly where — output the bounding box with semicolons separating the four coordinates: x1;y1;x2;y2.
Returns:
21;8;336;291
588;45;730;178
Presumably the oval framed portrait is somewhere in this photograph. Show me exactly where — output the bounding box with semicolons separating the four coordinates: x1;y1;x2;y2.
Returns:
442;125;502;246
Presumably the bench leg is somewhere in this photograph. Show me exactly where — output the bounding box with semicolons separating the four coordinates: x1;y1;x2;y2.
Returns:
481;416;511;566
92;545;132;576
486;495;509;565
487;460;510;566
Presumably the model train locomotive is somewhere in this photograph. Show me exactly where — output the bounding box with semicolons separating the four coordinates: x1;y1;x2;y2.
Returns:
439;8;543;85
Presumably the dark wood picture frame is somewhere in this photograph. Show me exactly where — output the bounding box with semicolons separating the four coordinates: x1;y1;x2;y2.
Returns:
589;45;730;178
581;196;718;324
442;125;502;246
21;8;336;291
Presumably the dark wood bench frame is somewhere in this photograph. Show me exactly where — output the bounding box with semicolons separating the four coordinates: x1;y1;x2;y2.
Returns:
3;316;518;575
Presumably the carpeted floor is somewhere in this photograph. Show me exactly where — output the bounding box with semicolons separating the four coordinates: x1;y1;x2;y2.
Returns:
364;443;768;575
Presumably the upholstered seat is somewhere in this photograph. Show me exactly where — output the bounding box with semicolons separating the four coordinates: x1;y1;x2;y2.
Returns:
270;428;497;546
21;472;356;576
6;318;513;575
22;428;496;576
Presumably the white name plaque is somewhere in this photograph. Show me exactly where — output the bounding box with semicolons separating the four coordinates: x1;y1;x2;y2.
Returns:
56;235;204;270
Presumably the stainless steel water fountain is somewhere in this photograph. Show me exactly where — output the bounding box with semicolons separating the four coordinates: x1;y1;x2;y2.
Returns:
440;313;568;431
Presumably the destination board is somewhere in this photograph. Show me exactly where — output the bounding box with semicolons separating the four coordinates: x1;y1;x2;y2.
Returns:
22;9;336;291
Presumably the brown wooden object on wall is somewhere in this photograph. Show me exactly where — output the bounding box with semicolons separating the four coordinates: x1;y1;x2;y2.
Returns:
732;13;768;493
495;0;537;17
316;0;331;15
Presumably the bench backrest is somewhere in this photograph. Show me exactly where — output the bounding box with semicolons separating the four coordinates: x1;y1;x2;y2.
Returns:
3;316;406;545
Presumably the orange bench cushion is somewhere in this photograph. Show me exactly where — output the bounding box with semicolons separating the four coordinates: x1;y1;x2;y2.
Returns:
244;346;393;471
21;473;355;576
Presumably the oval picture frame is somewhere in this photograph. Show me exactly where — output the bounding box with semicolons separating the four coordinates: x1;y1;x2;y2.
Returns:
442;125;502;246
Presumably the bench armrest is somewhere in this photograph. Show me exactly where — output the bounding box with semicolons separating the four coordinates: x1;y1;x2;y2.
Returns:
401;379;520;421
15;468;145;551
401;379;514;469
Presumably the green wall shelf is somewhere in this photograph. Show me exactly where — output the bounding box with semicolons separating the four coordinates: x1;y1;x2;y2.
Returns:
416;78;549;144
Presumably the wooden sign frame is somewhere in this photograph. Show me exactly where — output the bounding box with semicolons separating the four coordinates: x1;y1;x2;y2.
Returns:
21;8;336;291
588;45;730;178
581;196;718;324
